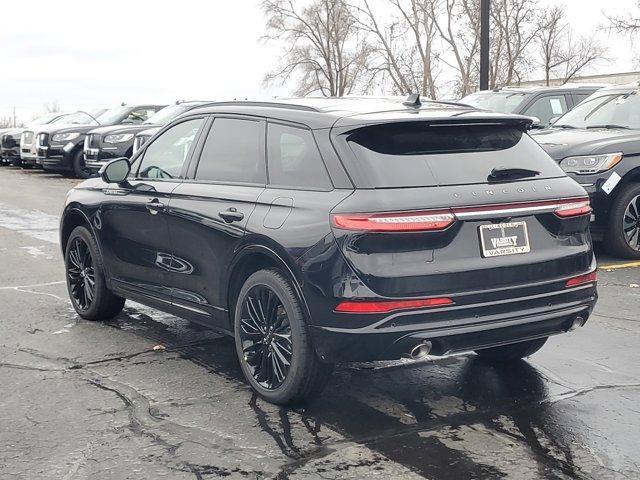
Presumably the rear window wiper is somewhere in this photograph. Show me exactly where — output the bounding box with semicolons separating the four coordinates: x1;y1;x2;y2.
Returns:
586;124;630;129
488;166;540;182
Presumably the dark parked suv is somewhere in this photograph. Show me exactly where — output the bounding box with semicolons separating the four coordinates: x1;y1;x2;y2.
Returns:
60;97;597;404
1;112;70;166
39;104;165;178
532;83;640;259
84;101;213;175
460;85;603;128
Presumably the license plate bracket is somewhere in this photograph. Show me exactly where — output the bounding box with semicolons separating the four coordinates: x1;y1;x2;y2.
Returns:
479;221;530;257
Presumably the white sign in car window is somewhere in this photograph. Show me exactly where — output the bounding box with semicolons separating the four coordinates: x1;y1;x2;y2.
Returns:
550;98;564;115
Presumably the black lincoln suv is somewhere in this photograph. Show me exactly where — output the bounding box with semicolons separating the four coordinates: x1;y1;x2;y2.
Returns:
59;97;597;404
84;101;214;175
39;104;165;178
532;83;640;259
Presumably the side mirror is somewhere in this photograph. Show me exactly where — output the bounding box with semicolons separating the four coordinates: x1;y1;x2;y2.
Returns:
527;116;542;129
100;157;130;184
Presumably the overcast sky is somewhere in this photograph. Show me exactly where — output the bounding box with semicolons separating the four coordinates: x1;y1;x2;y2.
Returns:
0;0;637;122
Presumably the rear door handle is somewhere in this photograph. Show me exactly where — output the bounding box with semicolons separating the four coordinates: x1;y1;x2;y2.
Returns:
146;199;165;215
219;208;244;223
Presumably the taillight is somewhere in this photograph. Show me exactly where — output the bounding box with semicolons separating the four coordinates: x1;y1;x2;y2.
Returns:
334;297;453;314
554;198;591;218
331;211;455;232
565;270;597;288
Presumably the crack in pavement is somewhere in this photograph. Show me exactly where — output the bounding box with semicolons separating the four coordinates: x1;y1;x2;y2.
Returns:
2;347;280;477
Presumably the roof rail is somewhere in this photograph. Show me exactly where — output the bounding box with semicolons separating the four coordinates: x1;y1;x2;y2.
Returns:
191;101;321;112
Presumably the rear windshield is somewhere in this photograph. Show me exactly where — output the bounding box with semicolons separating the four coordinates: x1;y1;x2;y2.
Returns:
344;122;564;187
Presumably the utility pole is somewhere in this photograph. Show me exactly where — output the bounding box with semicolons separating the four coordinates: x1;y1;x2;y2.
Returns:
12;107;16;128
479;0;490;90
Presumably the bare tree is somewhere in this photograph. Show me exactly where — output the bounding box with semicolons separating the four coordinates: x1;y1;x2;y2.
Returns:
607;1;640;34
262;0;371;97
351;0;440;98
537;6;607;85
489;0;537;87
44;101;60;113
426;0;480;97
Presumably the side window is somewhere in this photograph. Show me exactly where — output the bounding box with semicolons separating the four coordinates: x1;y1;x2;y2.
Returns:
572;93;590;106
523;95;568;127
135;118;203;180
267;123;332;190
127;108;158;124
195;118;265;184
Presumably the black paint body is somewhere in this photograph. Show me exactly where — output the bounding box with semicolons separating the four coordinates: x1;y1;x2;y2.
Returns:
60;99;597;363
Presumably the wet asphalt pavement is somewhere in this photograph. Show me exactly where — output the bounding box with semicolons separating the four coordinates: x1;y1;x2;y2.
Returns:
1;166;639;480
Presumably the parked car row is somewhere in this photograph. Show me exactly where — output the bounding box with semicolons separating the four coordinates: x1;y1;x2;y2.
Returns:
0;101;216;178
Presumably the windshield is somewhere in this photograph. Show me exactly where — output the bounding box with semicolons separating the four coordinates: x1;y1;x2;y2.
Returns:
460;91;527;113
144;105;189;125
52;111;98;125
554;91;640;129
95;106;131;125
30;113;64;126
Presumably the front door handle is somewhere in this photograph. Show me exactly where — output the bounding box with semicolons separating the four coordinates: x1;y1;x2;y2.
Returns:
219;208;244;223
146;199;165;215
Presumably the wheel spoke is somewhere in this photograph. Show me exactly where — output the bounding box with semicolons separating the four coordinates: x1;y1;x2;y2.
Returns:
246;297;265;329
271;341;292;366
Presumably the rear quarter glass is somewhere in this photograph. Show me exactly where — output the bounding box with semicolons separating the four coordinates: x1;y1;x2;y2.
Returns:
340;122;565;188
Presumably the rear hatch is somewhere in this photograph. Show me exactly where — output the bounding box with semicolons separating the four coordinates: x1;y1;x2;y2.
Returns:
330;119;593;298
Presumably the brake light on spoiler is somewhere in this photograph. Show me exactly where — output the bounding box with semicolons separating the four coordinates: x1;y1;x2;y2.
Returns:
331;198;591;232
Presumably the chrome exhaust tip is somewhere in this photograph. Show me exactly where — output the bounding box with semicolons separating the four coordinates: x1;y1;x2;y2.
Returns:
568;316;585;332
410;341;432;360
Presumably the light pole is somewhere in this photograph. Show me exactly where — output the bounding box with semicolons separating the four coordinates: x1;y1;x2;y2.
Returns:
479;0;490;90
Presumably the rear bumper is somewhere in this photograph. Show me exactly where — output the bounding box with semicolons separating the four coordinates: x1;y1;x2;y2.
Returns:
309;279;597;362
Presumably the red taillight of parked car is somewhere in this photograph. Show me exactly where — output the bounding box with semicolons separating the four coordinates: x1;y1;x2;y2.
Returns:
331;211;455;232
554;198;592;218
565;270;597;288
334;297;453;314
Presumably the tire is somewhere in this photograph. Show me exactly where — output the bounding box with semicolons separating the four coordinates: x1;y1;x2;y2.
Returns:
72;149;91;179
234;269;333;405
604;183;640;259
475;337;548;362
65;226;125;320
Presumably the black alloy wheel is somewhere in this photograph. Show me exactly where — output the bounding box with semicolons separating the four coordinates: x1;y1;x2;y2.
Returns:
605;183;640;259
73;149;91;179
623;194;640;251
239;284;293;390
67;236;96;311
234;269;333;404
64;226;125;320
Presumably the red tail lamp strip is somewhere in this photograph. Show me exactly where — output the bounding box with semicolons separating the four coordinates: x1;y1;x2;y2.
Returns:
332;198;591;232
334;297;453;314
565;270;597;288
331;211;455;232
